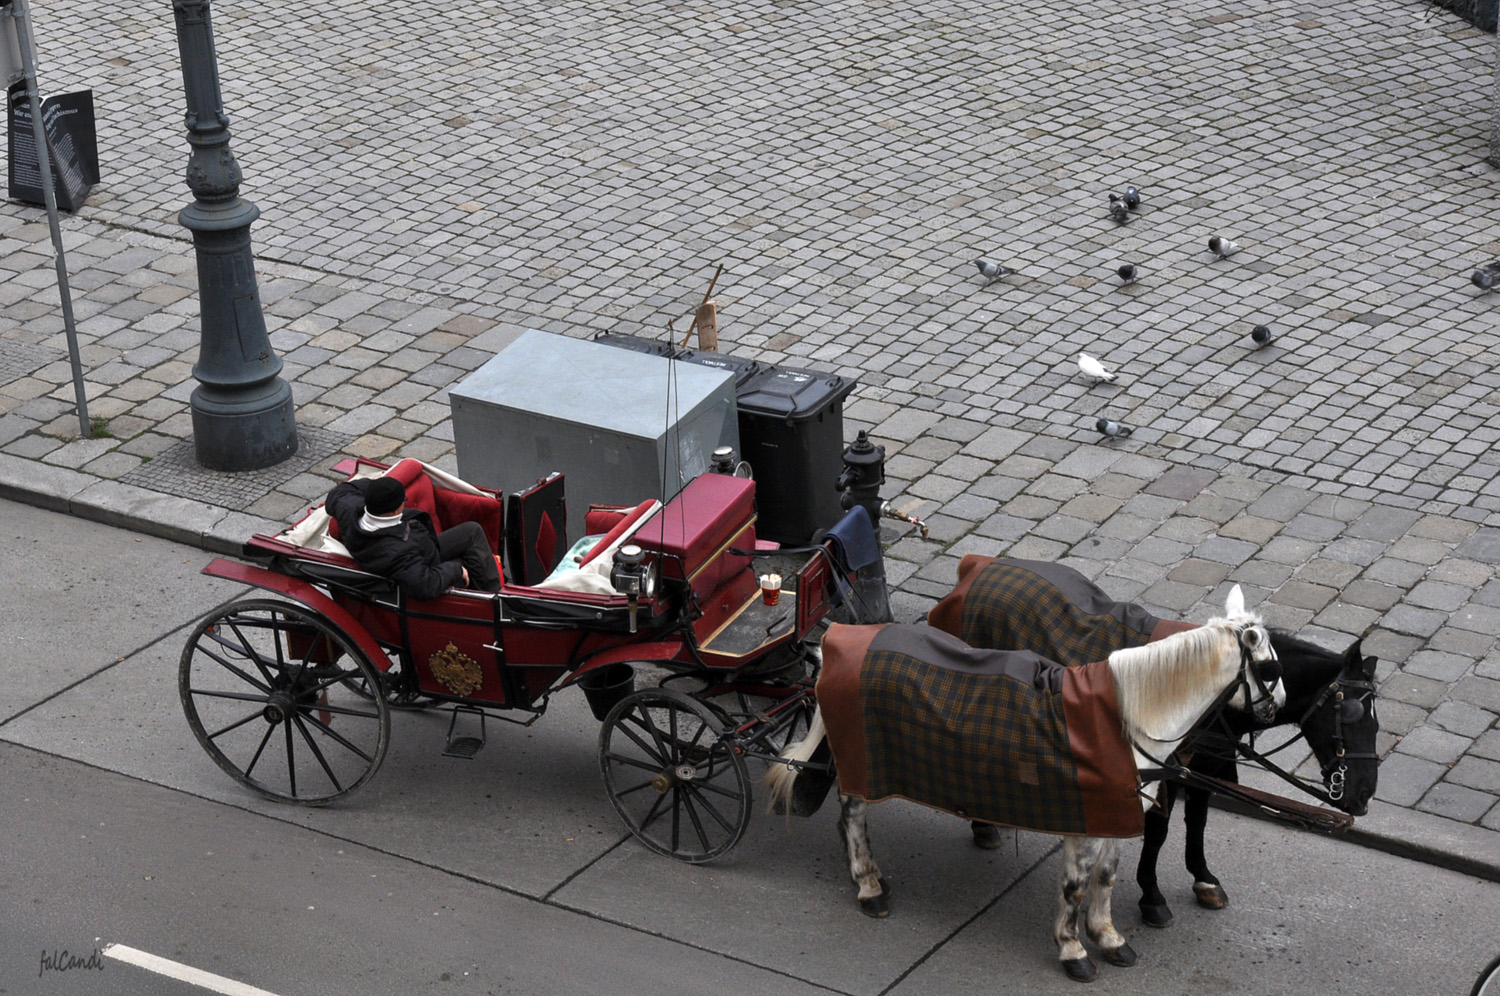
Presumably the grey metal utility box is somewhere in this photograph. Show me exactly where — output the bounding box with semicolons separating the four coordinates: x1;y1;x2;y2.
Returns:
449;330;739;541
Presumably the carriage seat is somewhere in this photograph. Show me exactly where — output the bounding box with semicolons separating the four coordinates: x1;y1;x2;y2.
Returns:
327;458;504;556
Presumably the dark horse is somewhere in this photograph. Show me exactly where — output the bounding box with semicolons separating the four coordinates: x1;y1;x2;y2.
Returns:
928;555;1380;928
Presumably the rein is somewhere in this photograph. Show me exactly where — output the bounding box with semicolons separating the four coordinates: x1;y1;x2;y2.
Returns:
1228;671;1378;806
1130;628;1274;796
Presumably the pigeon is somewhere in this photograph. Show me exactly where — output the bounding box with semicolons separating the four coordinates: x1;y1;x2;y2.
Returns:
1096;417;1133;439
1472;264;1500;291
1078;352;1118;384
1116;263;1138;285
975;258;1017;284
1122;185;1141;210
1250;324;1274;348
1208;235;1241;258
1108;195;1130;224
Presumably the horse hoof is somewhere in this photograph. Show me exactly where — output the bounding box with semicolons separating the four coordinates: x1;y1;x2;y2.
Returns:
879;876;891;897
1140;902;1174;928
1102;943;1138;968
971;823;1003;850
1194;884;1229;910
1061;958;1097;983
859;894;890;918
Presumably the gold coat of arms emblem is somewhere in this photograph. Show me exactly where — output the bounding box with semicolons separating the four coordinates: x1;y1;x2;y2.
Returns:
428;642;483;697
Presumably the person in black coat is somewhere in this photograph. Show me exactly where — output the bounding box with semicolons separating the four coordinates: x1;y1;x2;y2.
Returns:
325;476;502;600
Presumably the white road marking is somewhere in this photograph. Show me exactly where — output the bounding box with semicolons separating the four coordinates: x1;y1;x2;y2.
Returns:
101;944;284;996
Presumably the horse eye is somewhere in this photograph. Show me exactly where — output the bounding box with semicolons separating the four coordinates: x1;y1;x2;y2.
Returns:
1339;699;1364;724
1259;658;1283;683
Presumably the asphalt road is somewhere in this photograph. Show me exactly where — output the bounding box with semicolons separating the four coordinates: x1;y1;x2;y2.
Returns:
2;498;1498;996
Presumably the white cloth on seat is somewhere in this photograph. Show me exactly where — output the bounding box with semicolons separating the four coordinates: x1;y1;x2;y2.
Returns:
532;500;661;595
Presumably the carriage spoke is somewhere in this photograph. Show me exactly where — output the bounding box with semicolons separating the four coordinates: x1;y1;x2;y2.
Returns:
242;722;276;779
284;721;298;797
292;708;376;763
188;687;278;706
602;751;668;776
292;714;344;794
614;713;671;765
193;639;274;694
680;782;737;834
221;619;280;687
678;788;714;853
204;707;265;742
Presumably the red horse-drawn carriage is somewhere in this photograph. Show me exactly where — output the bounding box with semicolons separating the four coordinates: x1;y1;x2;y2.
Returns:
180;456;852;862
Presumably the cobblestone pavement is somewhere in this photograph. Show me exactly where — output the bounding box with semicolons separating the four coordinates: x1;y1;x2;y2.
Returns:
3;0;1499;861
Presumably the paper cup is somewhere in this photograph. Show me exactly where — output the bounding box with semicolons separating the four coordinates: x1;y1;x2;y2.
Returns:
760;573;782;606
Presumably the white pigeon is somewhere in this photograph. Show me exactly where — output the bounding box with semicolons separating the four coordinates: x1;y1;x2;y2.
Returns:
1078;353;1118;384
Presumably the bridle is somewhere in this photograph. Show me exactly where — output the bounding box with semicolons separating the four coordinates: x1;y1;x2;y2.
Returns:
1132;622;1279;791
1230;666;1378;806
1228;625;1280;724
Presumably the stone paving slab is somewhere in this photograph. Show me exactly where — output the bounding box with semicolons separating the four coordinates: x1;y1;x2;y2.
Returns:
1;0;1498;872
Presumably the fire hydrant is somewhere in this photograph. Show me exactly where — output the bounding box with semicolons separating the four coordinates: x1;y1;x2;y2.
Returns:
832;430;893;624
836;430;885;529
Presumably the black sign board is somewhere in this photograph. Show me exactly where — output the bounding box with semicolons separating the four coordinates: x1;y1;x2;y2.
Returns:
7;84;98;212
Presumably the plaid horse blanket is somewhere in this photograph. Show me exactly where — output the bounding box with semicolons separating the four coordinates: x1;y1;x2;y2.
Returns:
817;623;1145;838
927;555;1197;662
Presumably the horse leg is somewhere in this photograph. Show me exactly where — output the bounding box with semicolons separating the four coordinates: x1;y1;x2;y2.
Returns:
836;793;890;917
971;820;1003;850
1136;782;1176;928
1054;837;1098;983
1085;839;1138;968
1186;781;1228;910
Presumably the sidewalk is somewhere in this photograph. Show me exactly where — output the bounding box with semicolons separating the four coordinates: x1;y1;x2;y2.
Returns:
3;0;1499;880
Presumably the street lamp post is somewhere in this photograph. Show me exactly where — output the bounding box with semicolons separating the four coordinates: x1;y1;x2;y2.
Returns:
172;0;296;471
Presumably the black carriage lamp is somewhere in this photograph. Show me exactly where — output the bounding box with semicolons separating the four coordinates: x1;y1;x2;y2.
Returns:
610;544;656;634
172;0;297;470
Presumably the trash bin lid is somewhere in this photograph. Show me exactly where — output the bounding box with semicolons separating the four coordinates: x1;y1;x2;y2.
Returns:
738;365;857;421
675;349;767;390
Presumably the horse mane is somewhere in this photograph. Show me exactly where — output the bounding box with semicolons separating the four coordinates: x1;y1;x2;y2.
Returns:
1109;619;1242;743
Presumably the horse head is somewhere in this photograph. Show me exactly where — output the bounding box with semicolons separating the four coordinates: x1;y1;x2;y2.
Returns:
1291;638;1380;816
1219;584;1282;724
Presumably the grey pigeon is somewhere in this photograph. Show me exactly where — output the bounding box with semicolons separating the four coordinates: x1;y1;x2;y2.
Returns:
1208;235;1241;258
1096;417;1133;439
1472;264;1500;291
1250;324;1274;348
1108;196;1130;224
1117;263;1138;285
1122;185;1141;210
975;258;1017;284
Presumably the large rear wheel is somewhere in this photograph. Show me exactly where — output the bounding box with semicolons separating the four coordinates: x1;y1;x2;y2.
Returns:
179;599;390;805
599;688;750;863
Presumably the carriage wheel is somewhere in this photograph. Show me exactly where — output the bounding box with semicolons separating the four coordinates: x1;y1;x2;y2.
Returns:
599;688;751;863
179;599;390;805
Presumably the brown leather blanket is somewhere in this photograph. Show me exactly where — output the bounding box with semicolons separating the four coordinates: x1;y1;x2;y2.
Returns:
928;554;1196;660
817;623;1145;838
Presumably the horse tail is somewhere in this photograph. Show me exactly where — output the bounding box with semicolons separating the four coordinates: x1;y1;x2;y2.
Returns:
764;705;828;815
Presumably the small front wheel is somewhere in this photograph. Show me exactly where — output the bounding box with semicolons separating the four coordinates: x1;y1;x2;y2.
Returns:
179;599;390;805
599;688;751;863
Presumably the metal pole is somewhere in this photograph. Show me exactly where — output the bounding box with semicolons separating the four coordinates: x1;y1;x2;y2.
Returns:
172;0;296;470
4;0;90;438
1492;15;1500;167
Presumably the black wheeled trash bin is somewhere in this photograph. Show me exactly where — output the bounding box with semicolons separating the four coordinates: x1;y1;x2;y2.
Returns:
734;365;857;545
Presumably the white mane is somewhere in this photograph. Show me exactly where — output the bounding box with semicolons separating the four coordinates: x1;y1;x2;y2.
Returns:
1108;617;1247;744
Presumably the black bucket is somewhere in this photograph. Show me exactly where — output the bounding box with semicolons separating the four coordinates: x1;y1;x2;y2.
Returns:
577;662;636;722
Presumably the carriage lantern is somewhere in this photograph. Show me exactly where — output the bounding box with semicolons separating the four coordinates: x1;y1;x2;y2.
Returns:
609;543;656;633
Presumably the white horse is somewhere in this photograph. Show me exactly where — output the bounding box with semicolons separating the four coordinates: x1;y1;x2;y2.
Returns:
767;586;1279;983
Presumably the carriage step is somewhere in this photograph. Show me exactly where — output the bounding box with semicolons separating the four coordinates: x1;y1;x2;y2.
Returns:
442;706;487;759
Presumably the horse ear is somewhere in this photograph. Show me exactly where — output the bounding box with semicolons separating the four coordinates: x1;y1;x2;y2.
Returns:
1225;584;1245;618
